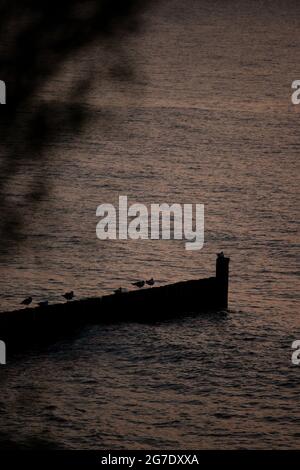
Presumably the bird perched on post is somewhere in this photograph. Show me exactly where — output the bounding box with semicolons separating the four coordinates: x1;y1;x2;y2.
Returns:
146;278;155;286
62;291;74;301
131;280;145;288
21;296;32;306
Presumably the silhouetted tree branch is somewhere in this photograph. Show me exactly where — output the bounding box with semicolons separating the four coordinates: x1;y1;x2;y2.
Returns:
0;0;155;254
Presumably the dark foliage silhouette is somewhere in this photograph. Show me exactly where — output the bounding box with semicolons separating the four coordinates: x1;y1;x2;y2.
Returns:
0;0;154;254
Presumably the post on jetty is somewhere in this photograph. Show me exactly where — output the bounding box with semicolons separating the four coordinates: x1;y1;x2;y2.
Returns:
216;252;230;309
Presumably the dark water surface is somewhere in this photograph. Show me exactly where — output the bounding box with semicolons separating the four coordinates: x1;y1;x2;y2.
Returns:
0;0;299;449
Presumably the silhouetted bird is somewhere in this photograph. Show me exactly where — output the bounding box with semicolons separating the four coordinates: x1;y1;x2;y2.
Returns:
114;287;128;295
146;278;155;286
62;291;74;301
21;296;32;306
38;300;49;307
132;280;145;288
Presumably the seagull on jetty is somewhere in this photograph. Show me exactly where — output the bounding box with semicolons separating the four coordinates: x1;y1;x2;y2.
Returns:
146;278;155;286
21;296;32;306
114;287;128;295
38;300;49;307
62;291;74;301
131;280;145;288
